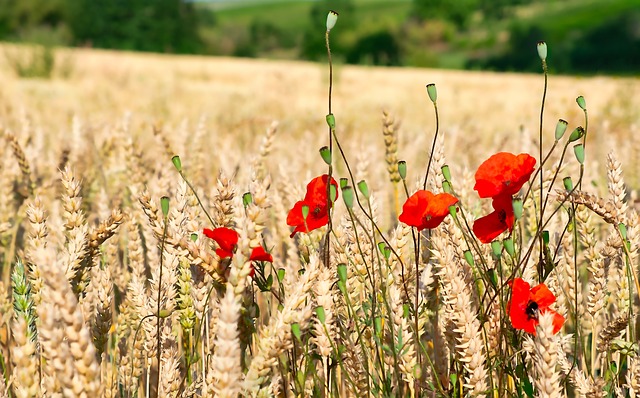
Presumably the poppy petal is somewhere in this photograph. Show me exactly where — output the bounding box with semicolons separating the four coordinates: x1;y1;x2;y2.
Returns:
204;227;239;254
530;283;557;309
250;247;273;263
472;210;509;243
474;152;536;198
399;190;457;231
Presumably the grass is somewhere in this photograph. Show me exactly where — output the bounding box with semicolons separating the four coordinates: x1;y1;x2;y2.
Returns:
1;45;640;397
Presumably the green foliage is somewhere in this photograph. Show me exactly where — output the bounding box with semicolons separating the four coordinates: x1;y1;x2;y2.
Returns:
4;44;56;79
412;0;478;27
65;0;203;53
475;0;640;74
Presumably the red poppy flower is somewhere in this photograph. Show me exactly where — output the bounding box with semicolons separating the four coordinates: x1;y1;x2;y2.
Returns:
203;227;239;258
472;194;515;243
250;246;273;263
398;190;458;231
508;278;565;335
287;175;338;237
474;152;536;199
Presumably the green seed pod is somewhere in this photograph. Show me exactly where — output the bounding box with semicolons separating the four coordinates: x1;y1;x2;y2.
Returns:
563;177;573;191
302;205;309;220
342;186;354;208
555;119;568;141
326;10;338;32
441;164;451;182
357;180;370;199
161;196;170;217
503;237;515;258
574;143;585;164
171;155;182;172
398;161;407;180
512;198;523;220
537;41;547;61
326;113;336;129
243;192;253;207
426;83;437;103
491;241;502;257
576;96;587;111
319;146;331;165
569;126;585;143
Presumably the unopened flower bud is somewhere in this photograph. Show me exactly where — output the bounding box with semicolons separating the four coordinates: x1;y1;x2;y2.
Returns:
537;41;547;61
326;10;338;32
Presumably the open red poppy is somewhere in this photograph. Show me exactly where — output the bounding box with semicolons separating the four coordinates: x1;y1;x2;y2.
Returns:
474;152;536;199
508;278;565;335
287;175;338;237
203;227;239;258
472;194;515;243
398;190;458;231
250;246;273;263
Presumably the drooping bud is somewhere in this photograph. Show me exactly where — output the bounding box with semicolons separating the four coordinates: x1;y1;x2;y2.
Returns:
576;96;587;111
568;126;585;142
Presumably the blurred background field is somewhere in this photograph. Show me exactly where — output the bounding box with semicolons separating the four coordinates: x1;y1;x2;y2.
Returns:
1;0;639;74
0;44;639;198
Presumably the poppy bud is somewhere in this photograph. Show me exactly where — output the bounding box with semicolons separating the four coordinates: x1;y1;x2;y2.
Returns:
377;242;391;260
326;113;336;129
537;41;547;61
573;143;585;164
161;196;170;217
326;10;338;32
319;146;332;165
243;192;253;207
339;177;348;189
563;176;573;191
426;83;437;103
441;164;451;182
398;160;407;180
464;250;474;267
442;181;452;193
503;237;515;258
277;268;285;282
342;186;354;208
576;96;587;111
158;309;172;318
491;241;502;257
568;126;585;143
171;155;182;172
357;180;370;199
512;198;523;220
555;119;568;141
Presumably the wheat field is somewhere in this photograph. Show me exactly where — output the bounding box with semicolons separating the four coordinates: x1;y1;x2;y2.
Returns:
1;44;640;397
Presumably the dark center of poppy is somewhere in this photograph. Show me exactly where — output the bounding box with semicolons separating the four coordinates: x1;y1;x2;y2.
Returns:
498;209;507;225
423;215;432;223
312;205;323;219
525;300;539;320
504;180;511;186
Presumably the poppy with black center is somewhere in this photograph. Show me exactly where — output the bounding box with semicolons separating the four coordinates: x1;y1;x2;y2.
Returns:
472;194;515;243
508;278;565;335
287;174;338;237
474;152;536;199
398;190;458;231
